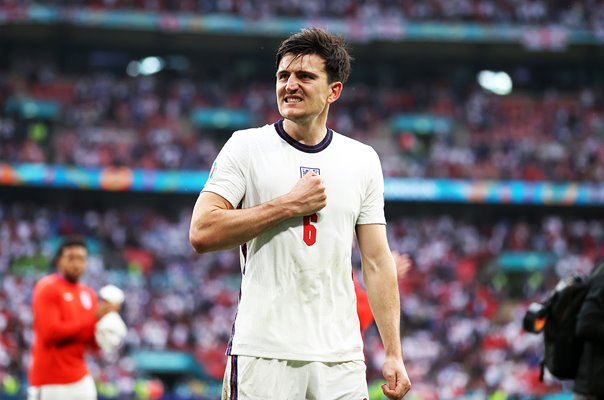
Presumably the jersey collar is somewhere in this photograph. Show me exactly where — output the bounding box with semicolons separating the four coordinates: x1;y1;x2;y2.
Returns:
274;119;333;153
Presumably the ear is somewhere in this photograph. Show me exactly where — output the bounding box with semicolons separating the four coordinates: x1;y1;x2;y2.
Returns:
327;82;343;104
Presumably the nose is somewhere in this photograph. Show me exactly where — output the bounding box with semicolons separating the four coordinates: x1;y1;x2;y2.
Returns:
285;75;299;92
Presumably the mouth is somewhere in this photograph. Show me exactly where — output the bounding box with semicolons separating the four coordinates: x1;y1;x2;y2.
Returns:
284;96;303;104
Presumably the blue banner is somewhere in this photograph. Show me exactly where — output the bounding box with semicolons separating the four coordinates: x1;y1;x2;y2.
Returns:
191;108;252;129
391;114;453;134
2;163;604;205
0;163;206;193
496;251;556;271
384;178;604;205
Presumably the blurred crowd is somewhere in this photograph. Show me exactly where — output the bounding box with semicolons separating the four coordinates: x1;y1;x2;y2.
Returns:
8;0;604;30
0;2;603;400
1;62;604;182
1;200;602;398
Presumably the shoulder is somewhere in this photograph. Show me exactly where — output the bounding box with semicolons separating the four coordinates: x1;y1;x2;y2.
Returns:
221;124;276;155
32;274;61;301
231;123;275;142
330;131;381;171
331;131;379;157
35;274;59;292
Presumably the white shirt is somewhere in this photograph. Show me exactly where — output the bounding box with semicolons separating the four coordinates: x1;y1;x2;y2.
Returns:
203;120;386;362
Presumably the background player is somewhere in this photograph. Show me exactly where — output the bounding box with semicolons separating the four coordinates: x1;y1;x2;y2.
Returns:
27;236;120;400
356;251;412;335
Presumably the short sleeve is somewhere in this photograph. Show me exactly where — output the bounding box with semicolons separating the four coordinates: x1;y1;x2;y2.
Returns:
357;148;386;225
202;131;248;208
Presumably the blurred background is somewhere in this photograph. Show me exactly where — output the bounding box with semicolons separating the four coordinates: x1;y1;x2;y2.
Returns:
1;1;604;399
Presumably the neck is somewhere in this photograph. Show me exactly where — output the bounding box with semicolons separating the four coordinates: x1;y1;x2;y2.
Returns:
59;272;78;284
282;113;329;146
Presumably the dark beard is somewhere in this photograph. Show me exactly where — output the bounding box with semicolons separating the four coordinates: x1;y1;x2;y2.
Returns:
62;273;79;284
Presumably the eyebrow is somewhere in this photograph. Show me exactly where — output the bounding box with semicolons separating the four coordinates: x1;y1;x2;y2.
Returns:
276;69;319;78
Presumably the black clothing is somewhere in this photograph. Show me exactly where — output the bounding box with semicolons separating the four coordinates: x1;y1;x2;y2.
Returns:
574;265;604;397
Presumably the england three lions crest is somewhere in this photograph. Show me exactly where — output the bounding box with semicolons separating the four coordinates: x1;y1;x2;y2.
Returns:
300;166;320;177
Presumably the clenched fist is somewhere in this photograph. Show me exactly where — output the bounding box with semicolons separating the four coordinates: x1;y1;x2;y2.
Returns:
285;172;327;217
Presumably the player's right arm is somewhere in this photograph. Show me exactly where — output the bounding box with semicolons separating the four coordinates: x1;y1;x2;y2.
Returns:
189;171;326;254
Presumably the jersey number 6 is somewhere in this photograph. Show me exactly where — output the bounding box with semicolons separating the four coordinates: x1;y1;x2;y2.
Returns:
303;213;318;246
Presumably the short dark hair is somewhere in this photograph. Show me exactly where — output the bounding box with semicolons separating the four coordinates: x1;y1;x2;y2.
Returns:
276;27;352;84
55;235;87;261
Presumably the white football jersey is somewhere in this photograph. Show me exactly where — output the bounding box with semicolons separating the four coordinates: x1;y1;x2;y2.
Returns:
203;120;386;362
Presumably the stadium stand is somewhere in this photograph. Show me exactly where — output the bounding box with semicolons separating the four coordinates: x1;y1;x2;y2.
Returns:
2;63;603;181
15;0;604;27
1;1;604;399
2;199;603;398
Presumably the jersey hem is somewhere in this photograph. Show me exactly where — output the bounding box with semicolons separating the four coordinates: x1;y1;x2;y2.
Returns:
228;346;365;363
356;220;387;225
29;370;89;386
201;187;238;209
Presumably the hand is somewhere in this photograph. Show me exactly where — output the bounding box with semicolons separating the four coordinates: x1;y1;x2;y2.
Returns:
95;300;121;321
381;356;411;400
392;251;412;280
285;172;327;217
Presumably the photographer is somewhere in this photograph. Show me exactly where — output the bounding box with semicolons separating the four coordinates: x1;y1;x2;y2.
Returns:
573;262;604;399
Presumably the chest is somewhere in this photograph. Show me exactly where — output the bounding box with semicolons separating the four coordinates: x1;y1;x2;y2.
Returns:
245;146;365;214
57;288;95;319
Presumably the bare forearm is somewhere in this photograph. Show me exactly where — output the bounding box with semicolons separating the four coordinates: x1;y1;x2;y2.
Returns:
364;255;402;357
191;172;327;254
189;193;295;253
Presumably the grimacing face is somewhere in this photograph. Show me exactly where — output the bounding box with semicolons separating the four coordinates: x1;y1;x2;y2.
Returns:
57;245;88;283
276;53;341;125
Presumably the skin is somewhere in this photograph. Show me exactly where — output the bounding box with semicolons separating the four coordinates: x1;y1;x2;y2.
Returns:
357;226;411;400
189;51;411;400
189;53;334;253
56;245;119;320
393;250;412;280
57;245;88;284
276;53;342;144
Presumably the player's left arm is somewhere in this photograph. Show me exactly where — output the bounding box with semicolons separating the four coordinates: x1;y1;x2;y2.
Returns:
356;223;411;400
